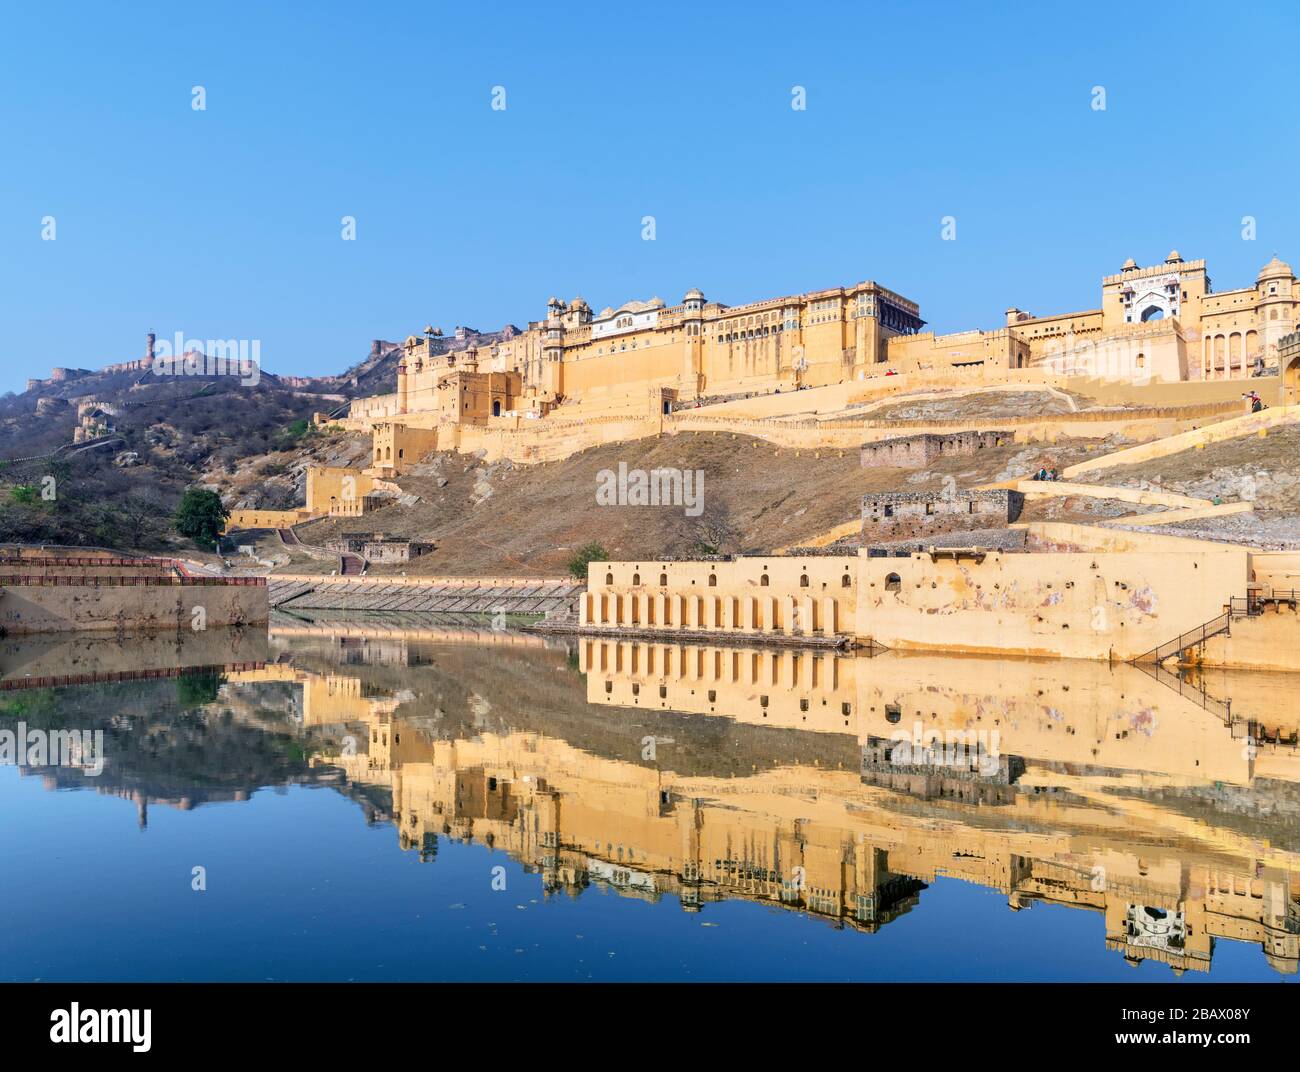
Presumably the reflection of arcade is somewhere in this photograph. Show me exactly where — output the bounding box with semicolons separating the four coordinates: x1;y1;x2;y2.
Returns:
581;638;1300;787
295;633;1300;975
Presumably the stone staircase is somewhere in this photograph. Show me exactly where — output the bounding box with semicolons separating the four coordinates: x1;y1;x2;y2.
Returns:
267;577;582;615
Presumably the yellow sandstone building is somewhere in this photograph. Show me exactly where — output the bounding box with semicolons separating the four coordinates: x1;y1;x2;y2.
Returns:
352;249;1297;435
230;250;1300;535
579;522;1300;667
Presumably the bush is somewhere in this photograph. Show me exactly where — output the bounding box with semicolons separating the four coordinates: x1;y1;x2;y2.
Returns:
173;487;229;550
567;541;608;580
279;418;315;446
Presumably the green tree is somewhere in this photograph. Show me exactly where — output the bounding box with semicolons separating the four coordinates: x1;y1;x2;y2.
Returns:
567;541;608;580
177;670;224;708
279;418;314;446
173;488;229;550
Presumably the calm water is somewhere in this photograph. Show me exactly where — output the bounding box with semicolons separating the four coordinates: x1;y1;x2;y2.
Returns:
1;619;1296;982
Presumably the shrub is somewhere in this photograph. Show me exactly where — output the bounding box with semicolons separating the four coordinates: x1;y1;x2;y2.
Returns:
567;541;608;580
173;488;229;550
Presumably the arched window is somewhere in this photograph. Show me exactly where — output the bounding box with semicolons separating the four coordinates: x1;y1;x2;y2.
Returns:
760;574;770;587
841;574;852;587
799;574;809;587
605;572;614;586
659;573;668;586
632;573;640;586
1140;305;1165;322
885;572;902;592
885;703;902;724
708;574;717;586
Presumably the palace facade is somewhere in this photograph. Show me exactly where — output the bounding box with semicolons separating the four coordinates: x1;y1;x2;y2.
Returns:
348;250;1298;430
231;250;1298;531
351;278;928;425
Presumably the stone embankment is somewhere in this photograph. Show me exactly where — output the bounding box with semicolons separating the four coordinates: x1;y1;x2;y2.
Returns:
0;552;268;635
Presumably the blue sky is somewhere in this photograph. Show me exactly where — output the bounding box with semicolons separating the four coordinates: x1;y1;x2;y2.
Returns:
2;0;1298;395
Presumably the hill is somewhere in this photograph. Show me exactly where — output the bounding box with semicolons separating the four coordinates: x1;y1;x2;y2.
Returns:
250;430;1106;576
0;337;411;551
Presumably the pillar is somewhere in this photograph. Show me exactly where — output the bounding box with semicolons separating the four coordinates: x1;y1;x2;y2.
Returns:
822;596;838;635
800;594;816;634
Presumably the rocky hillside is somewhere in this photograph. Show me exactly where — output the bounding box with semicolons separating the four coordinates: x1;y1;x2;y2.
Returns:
0;380;333;550
0;337;409;551
251;431;1105;577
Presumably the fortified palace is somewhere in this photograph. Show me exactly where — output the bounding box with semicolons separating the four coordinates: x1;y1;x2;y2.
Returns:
220;249;1300;532
353;248;1298;431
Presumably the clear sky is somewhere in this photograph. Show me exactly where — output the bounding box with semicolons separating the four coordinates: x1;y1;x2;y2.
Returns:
2;0;1298;394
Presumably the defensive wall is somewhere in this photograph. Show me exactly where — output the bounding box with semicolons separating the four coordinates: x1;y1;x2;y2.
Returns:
226;375;1264;542
1063;404;1300;479
320;393;1245;473
314;372;1256;476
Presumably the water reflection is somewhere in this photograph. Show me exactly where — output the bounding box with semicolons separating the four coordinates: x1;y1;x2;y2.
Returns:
2;619;1297;978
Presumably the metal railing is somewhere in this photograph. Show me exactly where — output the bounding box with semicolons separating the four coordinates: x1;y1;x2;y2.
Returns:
1134;611;1231;665
1134;587;1298;666
1134;660;1232;722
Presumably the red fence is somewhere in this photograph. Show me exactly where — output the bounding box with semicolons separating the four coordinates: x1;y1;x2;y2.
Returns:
0;574;266;587
0;554;205;577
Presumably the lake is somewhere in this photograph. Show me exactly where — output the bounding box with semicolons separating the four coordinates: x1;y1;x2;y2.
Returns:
1;618;1296;982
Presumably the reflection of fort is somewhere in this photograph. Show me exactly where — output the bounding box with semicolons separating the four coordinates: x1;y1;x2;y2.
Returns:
288;629;1300;976
9;622;1297;974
